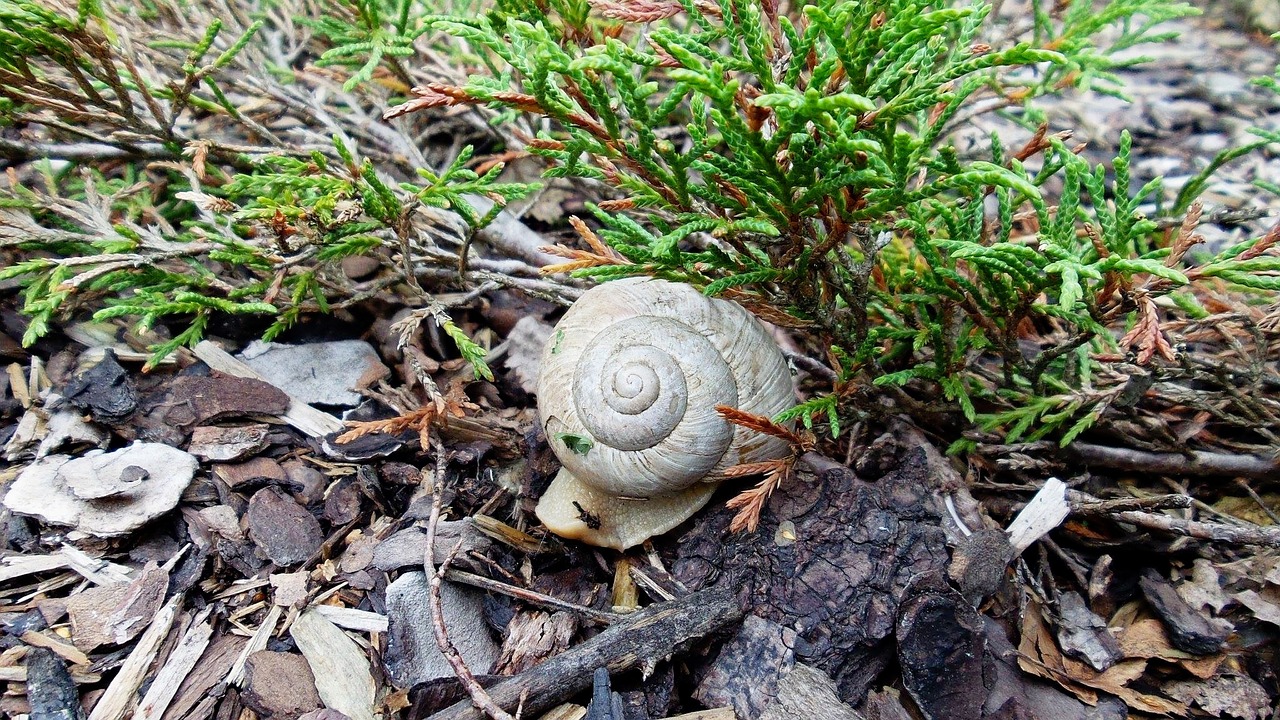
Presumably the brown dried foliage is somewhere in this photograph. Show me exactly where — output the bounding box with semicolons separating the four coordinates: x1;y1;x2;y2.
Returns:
1118;293;1176;365
337;379;476;448
715;406;814;532
539;216;632;275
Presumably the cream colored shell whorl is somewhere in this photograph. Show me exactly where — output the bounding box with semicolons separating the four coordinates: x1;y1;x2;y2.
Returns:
535;277;794;550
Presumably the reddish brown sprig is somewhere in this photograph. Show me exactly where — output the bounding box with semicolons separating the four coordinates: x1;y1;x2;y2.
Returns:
1165;202;1203;268
539;216;632;275
1118;293;1175;365
596;198;637;212
715;405;811;447
337;381;475;448
384;84;542;120
715;405;816;532
588;0;684;22
724;459;791;532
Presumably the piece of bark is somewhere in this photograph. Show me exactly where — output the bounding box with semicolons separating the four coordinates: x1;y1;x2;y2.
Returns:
21;631;91;667
373;522;492;572
246;488;324;567
759;664;864;720
312;607;388;633
385;572;500;688
298;711;354;720
694;615;795;720
160;632;246;720
135;607;215;720
270;572;310;609
58;544;133;584
322;478;362;525
676;447;948;705
861;689;914;720
63;350;137;425
1053;591;1122;672
88;594;183;720
289;610;377;720
0;553;70;584
428;586;742;720
66;564;168;651
584;668;624;720
189;424;272;462
282;461;328;506
214;457;289;491
190;342;344;437
895;577;992;720
237;340;390;407
27;647;84;720
163;374;290;429
241;651;323;719
494;610;577;675
226;605;282;687
1138;569;1230;655
1165;673;1270;720
5;443;198;537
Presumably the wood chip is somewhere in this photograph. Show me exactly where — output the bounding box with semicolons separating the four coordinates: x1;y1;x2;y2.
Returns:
312;606;388;634
88;593;183;720
1006;477;1069;554
226;604;282;687
192;342;344;437
246;488;324;567
135;606;215;720
290;609;377;720
66;564;168;651
20;630;91;667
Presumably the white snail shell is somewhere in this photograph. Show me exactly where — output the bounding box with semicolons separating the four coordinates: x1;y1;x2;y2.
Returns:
536;277;794;550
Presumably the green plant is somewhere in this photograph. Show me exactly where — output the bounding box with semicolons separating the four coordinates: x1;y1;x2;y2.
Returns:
398;0;1280;446
0;0;537;375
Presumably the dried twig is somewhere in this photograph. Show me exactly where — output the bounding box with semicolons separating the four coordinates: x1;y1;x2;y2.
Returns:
425;440;517;720
429;586;742;720
443;568;620;625
1064;442;1280;479
1110;509;1280;548
1068;492;1194;516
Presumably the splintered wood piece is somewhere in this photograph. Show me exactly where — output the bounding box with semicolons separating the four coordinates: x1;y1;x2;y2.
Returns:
226;604;282;687
159;633;247;720
313;606;388;633
0;554;69;584
59;544;134;585
664;711;737;720
88;594;183;720
1006;477;1069;554
290;609;377;720
135;606;216;720
20;631;91;666
192;341;344;437
429;586;742;720
538;704;587;720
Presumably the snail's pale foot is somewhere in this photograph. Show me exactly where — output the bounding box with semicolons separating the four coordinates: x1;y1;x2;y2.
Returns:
535;468;718;551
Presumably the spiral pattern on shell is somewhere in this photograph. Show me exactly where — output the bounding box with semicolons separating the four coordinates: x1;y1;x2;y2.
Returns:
538;277;794;500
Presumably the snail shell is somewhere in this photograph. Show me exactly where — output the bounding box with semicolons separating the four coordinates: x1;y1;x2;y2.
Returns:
536;277;794;550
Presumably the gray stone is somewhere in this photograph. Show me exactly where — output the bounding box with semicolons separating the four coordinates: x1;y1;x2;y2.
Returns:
238;340;389;407
384;571;500;688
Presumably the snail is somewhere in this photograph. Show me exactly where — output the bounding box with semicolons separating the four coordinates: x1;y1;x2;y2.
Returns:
536;277;795;550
